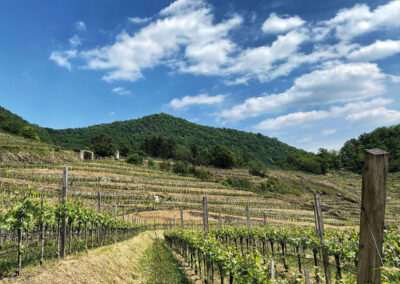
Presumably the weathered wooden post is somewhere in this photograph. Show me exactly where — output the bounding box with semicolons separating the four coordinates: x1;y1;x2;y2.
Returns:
246;205;250;236
123;207;125;221
218;212;222;229
270;260;275;281
180;208;184;229
97;192;101;213
60;166;68;258
114;204;117;221
314;194;331;284
114;150;120;160
358;149;388;284
263;211;267;226
40;199;45;265
203;197;209;234
304;269;310;284
174;215;176;228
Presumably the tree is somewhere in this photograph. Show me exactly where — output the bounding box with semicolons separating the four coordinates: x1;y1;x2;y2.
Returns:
126;153;143;165
21;126;40;141
91;134;115;157
210;145;235;169
248;160;266;177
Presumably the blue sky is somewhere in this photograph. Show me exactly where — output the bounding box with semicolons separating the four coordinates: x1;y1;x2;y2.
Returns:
0;0;399;152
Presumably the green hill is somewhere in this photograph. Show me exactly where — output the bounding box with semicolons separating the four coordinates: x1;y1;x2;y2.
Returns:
46;113;303;165
341;125;400;172
0;106;303;165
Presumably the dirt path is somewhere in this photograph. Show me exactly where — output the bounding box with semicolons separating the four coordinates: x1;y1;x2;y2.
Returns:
0;231;161;284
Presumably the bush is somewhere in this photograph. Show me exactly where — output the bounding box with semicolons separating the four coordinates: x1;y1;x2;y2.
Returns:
248;160;266;177
126;153;143;165
159;160;171;171
173;161;190;175
261;177;301;196
224;177;254;191
190;166;212;180
147;158;155;167
210;145;235;169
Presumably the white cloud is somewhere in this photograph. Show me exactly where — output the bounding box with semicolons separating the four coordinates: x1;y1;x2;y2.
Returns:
261;13;305;34
345;107;400;126
75;21;86;31
112;87;131;95
322;0;400;41
348;40;400;61
49;50;77;70
69;35;82;47
254;98;392;130
169;93;226;109
389;74;400;83
323;129;336;136
108;111;116;116
221;62;386;120
129;17;152;24
81;0;242;82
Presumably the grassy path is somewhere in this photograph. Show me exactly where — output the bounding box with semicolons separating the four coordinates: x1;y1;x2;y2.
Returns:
0;231;188;284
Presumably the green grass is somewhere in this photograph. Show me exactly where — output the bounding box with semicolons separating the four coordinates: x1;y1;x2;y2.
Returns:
138;239;190;284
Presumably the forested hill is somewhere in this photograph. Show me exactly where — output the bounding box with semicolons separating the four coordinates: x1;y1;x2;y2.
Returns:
46;113;303;165
341;125;400;172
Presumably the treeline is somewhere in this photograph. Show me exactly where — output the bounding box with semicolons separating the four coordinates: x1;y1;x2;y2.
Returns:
341;125;400;172
91;133;246;169
0;106;51;142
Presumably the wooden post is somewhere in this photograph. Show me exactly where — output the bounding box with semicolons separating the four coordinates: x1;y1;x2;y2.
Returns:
358;149;388;284
122;207;125;221
246;205;250;236
40;199;45;265
270;260;275;281
97;192;101;213
263;211;267;226
314;194;331;284
174;215;176;228
218;212;222;228
114;204;117;221
304;269;310;284
180;208;184;229
60;166;68;258
203;197;209;235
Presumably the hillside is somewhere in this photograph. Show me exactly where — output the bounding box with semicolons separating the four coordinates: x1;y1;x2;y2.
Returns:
341;125;400;172
46;113;304;165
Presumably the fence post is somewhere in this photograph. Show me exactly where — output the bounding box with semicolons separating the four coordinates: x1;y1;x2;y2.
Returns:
270;260;275;281
114;204;117;221
174;215;176;228
180;208;184;229
263;211;267;226
304;269;310;284
358;149;388;284
60;166;68;258
122;207;125;221
203;197;209;235
218;212;222;229
246;205;250;236
97;192;101;213
314;194;331;284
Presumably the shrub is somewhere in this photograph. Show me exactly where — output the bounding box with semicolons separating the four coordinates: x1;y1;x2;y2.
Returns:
225;177;254;191
159;160;171;171
248;160;266;177
147;158;155;167
190;166;212;180
126;153;143;165
173;161;190;175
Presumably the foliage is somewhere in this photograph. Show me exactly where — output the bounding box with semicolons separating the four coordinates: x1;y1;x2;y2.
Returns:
210;145;235;169
91;133;116;157
341;125;400;172
147;158;155;168
189;166;212;180
159;160;171;171
223;176;255;191
173;161;190;175
126;153;143;165
248;160;266;177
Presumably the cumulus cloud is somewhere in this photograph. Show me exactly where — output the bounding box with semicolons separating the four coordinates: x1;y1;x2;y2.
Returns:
169;94;226;109
345;107;400;126
220;62;386;120
129;17;152;24
69;35;82;47
112;87;131;95
348;40;400;61
81;0;242;82
75;21;86;31
323;129;336;136
321;0;400;41
261;13;305;34
254;98;392;130
49;50;77;70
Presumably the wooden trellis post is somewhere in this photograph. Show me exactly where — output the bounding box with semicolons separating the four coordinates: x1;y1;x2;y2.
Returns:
218;212;222;228
314;194;331;284
180;208;184;229
60;166;68;258
174;215;176;228
97;192;101;213
203;197;209;234
246;205;250;236
358;149;388;284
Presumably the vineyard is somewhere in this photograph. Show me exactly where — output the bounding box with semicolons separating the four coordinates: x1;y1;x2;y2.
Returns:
0;131;399;282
